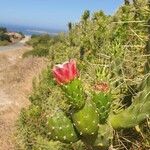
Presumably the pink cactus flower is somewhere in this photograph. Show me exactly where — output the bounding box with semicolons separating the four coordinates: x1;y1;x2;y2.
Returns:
52;60;78;84
94;82;109;92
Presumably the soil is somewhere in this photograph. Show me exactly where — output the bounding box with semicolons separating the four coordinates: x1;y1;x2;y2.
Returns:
0;47;48;150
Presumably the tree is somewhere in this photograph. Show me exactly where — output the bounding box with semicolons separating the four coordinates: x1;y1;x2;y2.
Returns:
81;10;90;22
68;22;72;31
0;27;7;33
124;0;130;5
0;33;11;42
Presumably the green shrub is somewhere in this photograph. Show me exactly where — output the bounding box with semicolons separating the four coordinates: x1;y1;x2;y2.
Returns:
0;27;7;33
0;40;9;46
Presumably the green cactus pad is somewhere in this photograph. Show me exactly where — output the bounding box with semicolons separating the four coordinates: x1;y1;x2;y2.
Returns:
109;75;150;129
72;101;99;136
81;124;113;149
62;79;85;110
47;109;79;143
93;124;113;148
92;92;112;124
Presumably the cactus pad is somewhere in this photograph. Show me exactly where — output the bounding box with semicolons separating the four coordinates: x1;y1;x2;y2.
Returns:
72;101;99;136
93;124;113;148
92;92;112;124
47;109;79;143
62;79;85;110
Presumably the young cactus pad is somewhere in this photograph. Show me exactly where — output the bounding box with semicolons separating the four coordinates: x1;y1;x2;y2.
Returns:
47;109;79;143
62;79;85;110
92;92;111;124
52;60;85;111
72;100;99;136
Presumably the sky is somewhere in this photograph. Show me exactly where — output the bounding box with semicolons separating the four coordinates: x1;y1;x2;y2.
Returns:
0;0;123;30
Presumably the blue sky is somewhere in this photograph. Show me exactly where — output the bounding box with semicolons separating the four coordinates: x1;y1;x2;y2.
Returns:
0;0;123;30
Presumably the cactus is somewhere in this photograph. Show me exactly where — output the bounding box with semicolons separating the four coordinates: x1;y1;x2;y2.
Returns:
93;124;113;148
81;123;113;149
52;60;85;111
72;100;99;136
62;79;85;110
92;92;112;124
109;75;150;129
47;108;79;143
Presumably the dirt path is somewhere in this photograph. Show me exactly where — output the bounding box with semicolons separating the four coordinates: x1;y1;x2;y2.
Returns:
0;47;47;150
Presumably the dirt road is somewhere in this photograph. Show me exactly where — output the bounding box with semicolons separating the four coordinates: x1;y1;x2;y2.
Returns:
0;45;47;149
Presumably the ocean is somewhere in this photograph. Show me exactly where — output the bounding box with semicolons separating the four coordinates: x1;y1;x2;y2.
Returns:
0;24;65;36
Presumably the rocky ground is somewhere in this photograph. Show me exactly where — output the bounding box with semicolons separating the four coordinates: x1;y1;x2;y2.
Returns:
0;46;47;150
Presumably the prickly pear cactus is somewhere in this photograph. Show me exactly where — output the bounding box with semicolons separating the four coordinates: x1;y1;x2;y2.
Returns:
93;124;113;148
92;92;112;124
62;79;85;111
109;75;150;129
47;108;79;143
72;100;99;136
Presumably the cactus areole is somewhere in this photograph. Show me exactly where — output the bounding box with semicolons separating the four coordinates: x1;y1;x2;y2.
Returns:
52;59;78;84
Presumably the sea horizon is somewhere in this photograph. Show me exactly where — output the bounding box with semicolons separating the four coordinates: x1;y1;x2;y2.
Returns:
0;23;66;36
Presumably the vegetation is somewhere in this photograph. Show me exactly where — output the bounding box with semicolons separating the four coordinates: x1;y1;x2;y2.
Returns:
0;27;11;46
0;27;25;46
18;0;150;149
23;34;62;57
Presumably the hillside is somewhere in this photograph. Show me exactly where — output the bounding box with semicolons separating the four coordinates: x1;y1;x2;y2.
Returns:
1;0;150;150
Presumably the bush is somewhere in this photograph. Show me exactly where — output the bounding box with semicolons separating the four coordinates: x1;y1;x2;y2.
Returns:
0;27;7;33
0;33;11;42
24;34;62;57
0;40;9;46
23;48;49;58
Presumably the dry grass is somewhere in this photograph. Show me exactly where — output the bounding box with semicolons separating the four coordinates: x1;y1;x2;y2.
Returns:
0;48;48;150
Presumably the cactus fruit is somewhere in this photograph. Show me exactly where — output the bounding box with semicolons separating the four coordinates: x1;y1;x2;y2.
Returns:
62;79;85;110
47;109;79;143
92;92;111;124
72;100;99;136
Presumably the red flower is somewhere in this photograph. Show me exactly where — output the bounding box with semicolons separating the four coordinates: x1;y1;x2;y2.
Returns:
52;60;78;84
94;82;109;92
